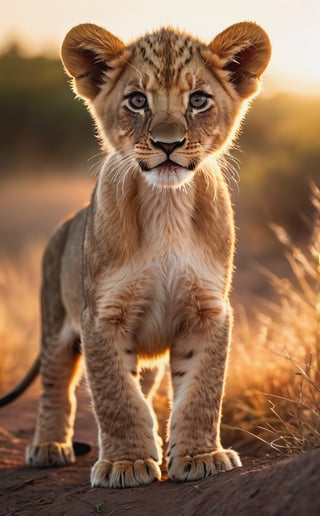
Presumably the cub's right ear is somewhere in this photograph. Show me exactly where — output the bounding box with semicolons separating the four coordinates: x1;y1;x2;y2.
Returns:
61;23;126;101
209;22;271;99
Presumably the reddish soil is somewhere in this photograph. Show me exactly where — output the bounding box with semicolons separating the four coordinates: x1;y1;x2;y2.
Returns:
0;380;319;516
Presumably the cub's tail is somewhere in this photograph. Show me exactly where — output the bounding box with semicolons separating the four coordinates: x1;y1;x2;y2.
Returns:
0;356;41;408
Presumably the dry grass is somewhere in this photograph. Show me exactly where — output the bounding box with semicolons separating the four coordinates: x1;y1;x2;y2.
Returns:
226;183;320;454
0;175;94;392
0;245;42;386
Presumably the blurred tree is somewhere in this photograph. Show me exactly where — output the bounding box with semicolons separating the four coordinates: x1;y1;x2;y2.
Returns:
0;48;319;234
236;94;320;233
0;48;98;174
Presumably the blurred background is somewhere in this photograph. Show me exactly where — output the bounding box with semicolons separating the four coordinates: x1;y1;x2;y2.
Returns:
0;0;319;456
1;1;319;262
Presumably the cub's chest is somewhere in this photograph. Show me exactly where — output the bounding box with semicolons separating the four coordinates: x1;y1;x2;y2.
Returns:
96;252;225;354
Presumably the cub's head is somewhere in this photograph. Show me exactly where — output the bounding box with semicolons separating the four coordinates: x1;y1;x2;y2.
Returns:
61;22;271;188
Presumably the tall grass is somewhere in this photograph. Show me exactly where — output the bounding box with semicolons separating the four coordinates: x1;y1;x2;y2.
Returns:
0;245;41;387
227;183;320;454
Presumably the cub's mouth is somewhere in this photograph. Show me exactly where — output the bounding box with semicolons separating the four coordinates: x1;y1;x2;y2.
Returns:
140;159;196;188
157;160;197;172
140;159;196;173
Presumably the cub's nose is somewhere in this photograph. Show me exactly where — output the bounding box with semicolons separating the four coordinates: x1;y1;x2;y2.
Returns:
150;139;185;155
149;112;186;155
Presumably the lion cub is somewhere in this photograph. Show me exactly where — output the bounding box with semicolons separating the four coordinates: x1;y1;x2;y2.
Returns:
26;22;271;487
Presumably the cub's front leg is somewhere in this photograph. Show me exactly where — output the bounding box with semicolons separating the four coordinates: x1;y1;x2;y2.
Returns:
167;302;241;481
81;308;162;488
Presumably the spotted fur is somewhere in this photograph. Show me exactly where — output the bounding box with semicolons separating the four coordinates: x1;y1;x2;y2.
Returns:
26;22;271;488
133;29;196;87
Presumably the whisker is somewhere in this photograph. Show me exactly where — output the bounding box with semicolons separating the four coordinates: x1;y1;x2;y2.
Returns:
217;147;241;193
102;151;139;199
122;58;144;82
87;153;107;177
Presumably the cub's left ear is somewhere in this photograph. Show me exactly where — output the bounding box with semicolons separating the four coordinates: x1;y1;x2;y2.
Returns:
61;23;126;101
209;22;271;98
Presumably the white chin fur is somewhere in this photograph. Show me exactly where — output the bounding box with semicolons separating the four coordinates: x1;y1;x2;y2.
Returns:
143;167;194;189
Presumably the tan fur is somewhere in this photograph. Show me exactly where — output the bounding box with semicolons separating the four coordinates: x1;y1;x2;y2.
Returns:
26;22;271;487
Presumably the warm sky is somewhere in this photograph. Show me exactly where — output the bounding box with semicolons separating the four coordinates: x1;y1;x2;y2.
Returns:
1;0;320;95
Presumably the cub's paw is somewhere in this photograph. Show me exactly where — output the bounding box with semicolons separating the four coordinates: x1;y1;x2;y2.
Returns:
91;458;161;488
168;449;241;482
26;442;75;467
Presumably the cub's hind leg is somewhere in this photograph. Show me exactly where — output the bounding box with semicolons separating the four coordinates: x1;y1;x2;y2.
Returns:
26;222;83;468
140;364;165;400
26;329;82;467
139;362;166;455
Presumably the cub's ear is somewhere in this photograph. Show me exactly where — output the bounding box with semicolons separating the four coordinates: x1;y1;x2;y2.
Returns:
61;23;125;100
209;22;271;98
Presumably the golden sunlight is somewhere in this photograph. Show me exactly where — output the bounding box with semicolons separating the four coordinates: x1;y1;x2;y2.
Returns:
1;0;320;95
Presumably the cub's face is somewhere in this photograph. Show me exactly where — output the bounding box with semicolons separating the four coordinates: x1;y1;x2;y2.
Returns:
61;23;271;188
94;35;236;188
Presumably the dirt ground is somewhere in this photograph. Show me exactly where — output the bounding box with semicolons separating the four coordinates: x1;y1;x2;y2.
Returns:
0;380;319;516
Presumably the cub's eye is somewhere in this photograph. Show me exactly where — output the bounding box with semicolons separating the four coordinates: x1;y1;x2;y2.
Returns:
189;91;211;110
127;92;148;111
